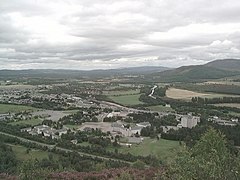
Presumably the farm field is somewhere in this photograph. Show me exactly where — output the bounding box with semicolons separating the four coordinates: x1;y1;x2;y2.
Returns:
147;105;174;112
166;88;239;100
0;103;37;113
108;94;143;106
117;138;180;163
9;118;42;126
7;144;52;161
166;88;209;100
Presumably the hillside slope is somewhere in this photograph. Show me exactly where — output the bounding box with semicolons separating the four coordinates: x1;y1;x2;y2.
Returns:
205;59;240;71
149;59;240;82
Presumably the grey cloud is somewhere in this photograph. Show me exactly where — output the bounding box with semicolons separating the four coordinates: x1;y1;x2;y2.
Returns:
0;0;240;69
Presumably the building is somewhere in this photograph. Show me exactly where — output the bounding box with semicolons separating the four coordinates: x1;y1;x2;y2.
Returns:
130;126;143;135
136;122;151;128
180;115;199;128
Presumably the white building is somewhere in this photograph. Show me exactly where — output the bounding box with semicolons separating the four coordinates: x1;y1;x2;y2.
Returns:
180;115;198;128
136;122;151;128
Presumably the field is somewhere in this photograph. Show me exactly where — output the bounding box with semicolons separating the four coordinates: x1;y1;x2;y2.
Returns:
0;104;37;113
214;103;240;109
147;105;174;112
108;94;143;105
7;144;51;161
103;89;140;96
117;138;180;163
166;88;239;100
65;124;81;130
0;84;35;90
9;118;42;126
166;88;209;100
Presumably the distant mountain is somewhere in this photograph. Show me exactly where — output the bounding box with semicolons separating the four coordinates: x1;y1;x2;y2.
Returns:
148;59;240;82
205;59;240;71
0;66;170;79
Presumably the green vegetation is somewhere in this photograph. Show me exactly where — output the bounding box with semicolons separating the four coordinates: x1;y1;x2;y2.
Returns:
7;144;51;161
103;89;140;96
9;118;42;126
108;94;143;105
0;103;37;113
175;83;240;95
118;138;180;162
147;105;174;112
167;128;240;179
65;124;80;129
151;65;240;82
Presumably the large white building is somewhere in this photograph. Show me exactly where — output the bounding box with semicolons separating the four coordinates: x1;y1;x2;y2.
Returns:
180;115;199;128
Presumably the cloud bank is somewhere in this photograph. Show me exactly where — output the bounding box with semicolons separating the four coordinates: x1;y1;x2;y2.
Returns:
0;0;240;69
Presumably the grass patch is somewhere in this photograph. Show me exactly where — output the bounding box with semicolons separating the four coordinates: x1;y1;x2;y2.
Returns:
7;144;51;161
9;118;42;126
65;124;80;130
0;103;37;113
108;94;143;106
147;105;174;112
116;138;180;163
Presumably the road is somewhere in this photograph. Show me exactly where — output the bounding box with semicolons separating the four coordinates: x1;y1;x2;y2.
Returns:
0;131;132;165
99;100;168;116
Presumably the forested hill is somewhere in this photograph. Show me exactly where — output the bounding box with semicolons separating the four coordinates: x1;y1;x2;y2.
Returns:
205;59;240;71
146;59;240;82
0;66;170;79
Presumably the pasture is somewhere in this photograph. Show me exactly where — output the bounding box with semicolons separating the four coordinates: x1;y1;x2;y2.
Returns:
117;138;180;163
108;94;143;106
7;144;52;161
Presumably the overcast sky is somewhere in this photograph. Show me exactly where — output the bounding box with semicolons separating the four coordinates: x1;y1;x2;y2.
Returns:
0;0;240;70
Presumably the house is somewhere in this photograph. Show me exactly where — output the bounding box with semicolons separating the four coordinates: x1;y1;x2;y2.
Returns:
214;119;237;126
136;122;151;128
130;126;143;135
21;127;32;132
57;128;68;136
0;113;12;121
71;140;78;144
